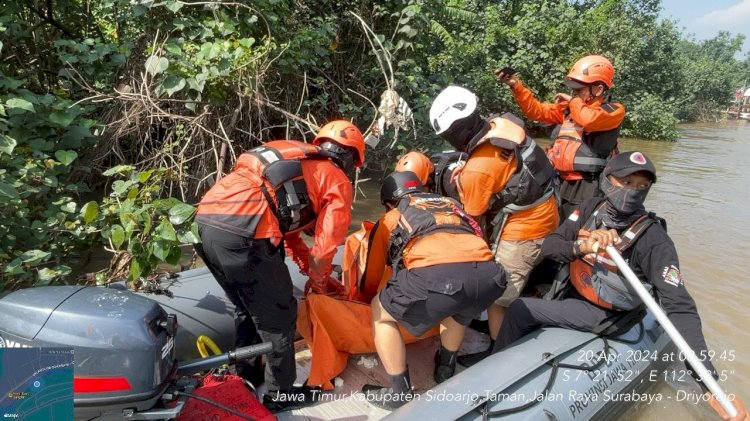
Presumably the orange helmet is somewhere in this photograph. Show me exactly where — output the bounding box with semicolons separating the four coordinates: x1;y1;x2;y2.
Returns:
395;152;434;185
313;120;365;167
564;55;615;89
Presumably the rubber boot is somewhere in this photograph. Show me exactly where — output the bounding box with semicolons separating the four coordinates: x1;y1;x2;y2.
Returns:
433;346;457;383
362;369;414;410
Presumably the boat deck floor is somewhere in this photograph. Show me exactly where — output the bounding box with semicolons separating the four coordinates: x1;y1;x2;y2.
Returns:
269;327;490;420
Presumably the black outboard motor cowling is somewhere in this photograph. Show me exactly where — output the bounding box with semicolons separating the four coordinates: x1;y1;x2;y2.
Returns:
0;286;176;419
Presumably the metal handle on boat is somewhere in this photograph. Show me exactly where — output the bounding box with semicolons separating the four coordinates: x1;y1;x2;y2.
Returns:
605;245;738;418
176;342;273;376
229;342;273;363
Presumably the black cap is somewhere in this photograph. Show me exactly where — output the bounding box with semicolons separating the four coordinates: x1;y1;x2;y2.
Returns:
561;78;588;90
604;151;657;183
381;171;423;205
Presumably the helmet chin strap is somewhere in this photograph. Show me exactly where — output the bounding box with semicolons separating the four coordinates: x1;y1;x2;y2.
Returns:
319;141;356;177
583;84;609;104
334;153;356;177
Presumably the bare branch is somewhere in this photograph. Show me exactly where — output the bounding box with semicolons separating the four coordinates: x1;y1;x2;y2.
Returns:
23;1;75;37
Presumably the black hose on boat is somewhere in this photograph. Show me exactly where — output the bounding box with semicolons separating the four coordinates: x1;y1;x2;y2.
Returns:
480;316;648;419
175;390;257;421
480;336;614;419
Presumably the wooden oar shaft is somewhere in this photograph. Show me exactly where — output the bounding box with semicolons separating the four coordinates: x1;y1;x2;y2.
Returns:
605;245;737;417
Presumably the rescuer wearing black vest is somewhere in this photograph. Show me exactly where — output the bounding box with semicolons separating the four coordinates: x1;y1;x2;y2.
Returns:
492;152;748;421
360;171;506;409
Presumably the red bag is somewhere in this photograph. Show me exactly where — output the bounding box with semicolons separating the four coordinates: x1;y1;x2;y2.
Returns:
177;373;276;421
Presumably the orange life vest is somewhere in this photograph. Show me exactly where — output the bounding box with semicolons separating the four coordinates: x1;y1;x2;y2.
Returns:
466;115;556;212
547;112;620;181
388;193;482;269
466;114;557;245
569;203;660;310
196;140;331;237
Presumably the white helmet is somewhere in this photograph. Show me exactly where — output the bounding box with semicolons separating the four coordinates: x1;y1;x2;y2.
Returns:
429;86;478;135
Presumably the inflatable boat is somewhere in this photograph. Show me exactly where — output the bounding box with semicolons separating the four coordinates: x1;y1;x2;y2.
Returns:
0;254;672;420
386;313;673;420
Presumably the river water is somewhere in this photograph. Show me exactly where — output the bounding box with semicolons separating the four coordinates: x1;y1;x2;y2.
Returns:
623;121;750;419
351;120;750;420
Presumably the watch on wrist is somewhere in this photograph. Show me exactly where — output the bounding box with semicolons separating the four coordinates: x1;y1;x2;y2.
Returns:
573;240;584;257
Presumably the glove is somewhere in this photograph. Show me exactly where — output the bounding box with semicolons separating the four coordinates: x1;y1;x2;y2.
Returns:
303;255;342;296
450;161;466;185
308;255;332;278
286;248;310;275
304;273;344;297
284;233;311;275
293;255;310;276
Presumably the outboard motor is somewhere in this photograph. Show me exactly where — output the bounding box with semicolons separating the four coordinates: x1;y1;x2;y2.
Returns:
0;286;176;420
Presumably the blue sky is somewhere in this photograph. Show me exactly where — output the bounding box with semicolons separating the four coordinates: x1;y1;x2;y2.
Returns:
660;0;750;56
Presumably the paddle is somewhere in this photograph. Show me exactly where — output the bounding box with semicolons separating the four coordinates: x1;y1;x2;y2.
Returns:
603;244;738;417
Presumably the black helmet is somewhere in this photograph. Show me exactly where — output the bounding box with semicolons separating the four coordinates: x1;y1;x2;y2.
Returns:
380;171;423;205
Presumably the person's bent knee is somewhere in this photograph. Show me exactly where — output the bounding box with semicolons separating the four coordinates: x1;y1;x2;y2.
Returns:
506;298;532;319
494;285;524;307
372;294;398;324
371;295;383;322
440;316;463;329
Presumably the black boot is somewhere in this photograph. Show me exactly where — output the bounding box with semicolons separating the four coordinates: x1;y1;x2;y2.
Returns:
433;346;457;383
456;340;494;367
362;369;413;410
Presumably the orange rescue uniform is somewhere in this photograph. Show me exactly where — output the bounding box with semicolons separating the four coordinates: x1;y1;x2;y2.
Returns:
196;146;353;277
510;81;625;134
363;207;494;288
297;289;437;390
297;221;440;390
457;141;559;241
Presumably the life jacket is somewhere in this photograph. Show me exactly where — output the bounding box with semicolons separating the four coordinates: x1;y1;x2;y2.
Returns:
430;150;467;200
196;140;332;237
466;114;557;244
387;193;482;269
547;105;621;181
569;202;661;311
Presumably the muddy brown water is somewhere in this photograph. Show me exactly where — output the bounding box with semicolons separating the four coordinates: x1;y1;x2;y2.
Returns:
80;120;750;419
619;121;750;419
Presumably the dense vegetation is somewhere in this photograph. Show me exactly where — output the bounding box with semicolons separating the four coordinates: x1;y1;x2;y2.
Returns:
1;0;748;289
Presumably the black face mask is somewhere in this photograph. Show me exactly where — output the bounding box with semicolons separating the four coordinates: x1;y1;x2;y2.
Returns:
600;174;650;229
440;113;488;152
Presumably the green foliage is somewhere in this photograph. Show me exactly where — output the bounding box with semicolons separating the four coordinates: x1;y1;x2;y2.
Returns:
0;82;98;289
673;33;746;121
89;166;199;283
619;92;680;141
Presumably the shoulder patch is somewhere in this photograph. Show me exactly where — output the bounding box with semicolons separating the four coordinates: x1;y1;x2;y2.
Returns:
601;103;620;113
661;265;683;287
568;209;580;222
